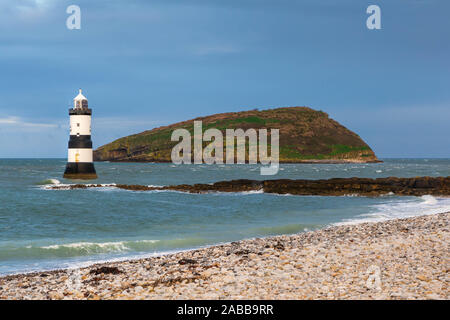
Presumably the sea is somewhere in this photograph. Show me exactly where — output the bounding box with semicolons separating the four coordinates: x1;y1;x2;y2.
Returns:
0;158;449;276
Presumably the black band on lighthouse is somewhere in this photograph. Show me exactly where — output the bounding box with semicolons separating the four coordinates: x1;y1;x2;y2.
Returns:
64;162;97;180
68;135;93;148
69;108;92;115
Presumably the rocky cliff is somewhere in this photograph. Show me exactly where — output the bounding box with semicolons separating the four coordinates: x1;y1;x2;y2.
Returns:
93;107;379;163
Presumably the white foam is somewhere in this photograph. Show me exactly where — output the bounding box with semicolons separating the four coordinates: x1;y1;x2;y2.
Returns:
335;195;450;225
134;240;160;244
40;183;73;190
209;189;265;196
40;241;129;252
35;178;61;186
239;190;264;195
420;194;438;205
40;183;117;190
39;239;161;253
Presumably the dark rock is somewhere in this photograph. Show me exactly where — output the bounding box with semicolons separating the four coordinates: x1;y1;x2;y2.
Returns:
234;249;251;256
89;266;122;275
178;258;197;265
274;242;285;250
52;176;450;197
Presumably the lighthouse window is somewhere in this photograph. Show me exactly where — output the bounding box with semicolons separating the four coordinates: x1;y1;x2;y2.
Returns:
77;123;80;127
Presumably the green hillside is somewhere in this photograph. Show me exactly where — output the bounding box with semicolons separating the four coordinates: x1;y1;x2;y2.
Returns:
93;107;379;163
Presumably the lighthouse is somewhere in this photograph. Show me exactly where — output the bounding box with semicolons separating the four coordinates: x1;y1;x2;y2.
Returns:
63;89;97;179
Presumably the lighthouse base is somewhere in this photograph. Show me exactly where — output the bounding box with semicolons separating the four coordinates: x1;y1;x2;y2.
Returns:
63;162;97;180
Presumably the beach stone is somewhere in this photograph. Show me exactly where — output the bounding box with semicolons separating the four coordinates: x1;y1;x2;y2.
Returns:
0;212;448;300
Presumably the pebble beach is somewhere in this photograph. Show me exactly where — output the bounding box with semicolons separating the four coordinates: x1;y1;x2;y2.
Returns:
1;212;448;300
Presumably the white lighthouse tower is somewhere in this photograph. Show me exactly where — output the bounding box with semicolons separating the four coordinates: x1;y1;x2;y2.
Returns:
63;89;97;179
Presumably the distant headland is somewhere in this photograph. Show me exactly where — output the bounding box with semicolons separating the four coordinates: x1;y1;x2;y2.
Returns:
93;107;380;163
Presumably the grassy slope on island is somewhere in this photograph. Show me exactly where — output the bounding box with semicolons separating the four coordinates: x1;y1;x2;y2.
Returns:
93;107;379;163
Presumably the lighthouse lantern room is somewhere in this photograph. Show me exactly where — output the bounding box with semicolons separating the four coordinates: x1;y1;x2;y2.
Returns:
63;89;97;179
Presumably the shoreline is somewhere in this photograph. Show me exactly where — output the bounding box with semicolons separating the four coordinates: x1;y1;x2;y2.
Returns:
1;205;447;279
1;212;448;300
0;207;446;279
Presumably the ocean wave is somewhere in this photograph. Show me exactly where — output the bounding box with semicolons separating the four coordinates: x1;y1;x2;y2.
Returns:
236;190;264;195
420;194;438;205
0;237;208;261
39;183;117;190
335;195;450;225
35;178;61;185
40;241;131;253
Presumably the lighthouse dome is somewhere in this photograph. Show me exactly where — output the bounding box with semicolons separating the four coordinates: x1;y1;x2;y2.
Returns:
74;89;88;109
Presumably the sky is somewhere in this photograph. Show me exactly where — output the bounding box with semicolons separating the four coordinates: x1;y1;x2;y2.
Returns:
0;0;449;158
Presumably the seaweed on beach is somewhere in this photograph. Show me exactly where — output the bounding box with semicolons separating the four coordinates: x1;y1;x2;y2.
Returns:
89;266;122;275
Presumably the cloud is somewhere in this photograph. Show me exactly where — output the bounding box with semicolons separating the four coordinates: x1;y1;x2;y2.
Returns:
0;116;58;129
0;115;165;133
0;115;166;130
2;0;56;9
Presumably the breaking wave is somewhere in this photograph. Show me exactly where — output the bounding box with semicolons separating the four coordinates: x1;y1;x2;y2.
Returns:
39;183;117;190
335;195;450;225
36;178;61;185
0;237;208;261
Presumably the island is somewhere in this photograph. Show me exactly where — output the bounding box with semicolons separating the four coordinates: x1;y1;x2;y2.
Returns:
93;107;380;163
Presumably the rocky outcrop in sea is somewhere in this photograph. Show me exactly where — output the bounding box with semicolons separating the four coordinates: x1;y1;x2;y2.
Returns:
50;176;450;197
